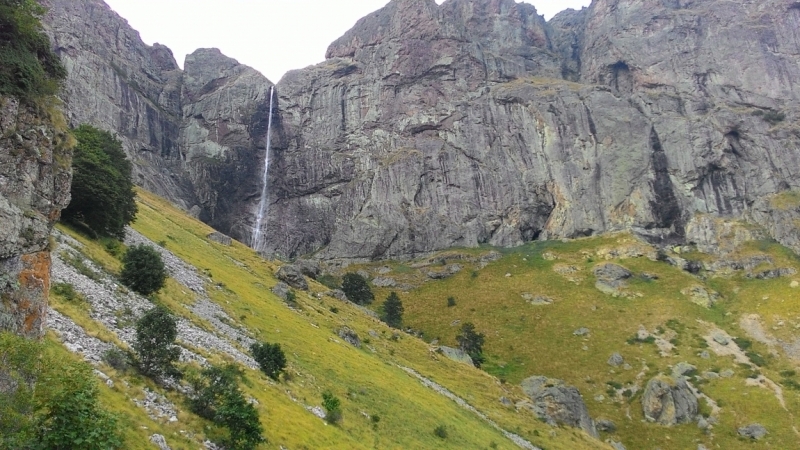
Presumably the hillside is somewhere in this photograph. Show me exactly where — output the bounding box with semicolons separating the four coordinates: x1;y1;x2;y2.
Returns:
45;188;609;450
332;203;800;449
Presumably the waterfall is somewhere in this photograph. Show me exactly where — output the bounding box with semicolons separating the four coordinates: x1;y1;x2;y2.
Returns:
251;86;274;252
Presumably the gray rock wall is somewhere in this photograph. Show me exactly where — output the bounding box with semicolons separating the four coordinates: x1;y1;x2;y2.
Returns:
0;97;73;337
41;0;800;259
42;0;274;244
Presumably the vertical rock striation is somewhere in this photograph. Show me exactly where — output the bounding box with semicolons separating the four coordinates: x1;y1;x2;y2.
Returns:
40;0;800;259
0;97;73;338
42;0;274;242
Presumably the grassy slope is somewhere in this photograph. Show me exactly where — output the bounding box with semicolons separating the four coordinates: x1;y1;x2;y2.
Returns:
50;189;609;450
358;235;800;449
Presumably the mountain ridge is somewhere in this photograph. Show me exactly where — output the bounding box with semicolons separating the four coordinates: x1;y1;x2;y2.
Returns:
41;0;800;261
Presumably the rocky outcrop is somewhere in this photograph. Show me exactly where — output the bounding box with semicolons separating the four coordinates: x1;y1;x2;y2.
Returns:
593;263;632;296
642;375;698;425
0;96;73;338
42;0;274;245
520;375;598;438
42;0;800;260
738;423;768;440
260;0;800;259
437;345;474;366
276;264;309;291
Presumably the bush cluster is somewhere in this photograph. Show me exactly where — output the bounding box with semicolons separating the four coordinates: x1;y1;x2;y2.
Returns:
0;332;122;449
0;0;67;101
188;364;265;450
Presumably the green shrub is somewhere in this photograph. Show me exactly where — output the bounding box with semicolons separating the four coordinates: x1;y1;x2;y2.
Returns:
120;244;166;296
322;391;342;424
456;322;486;368
746;351;767;367
101;348;129;372
732;337;752;350
381;291;404;328
51;282;84;303
35;360;123;450
0;0;67;101
61;125;137;240
433;424;448;439
0;333;123;449
133;305;180;379
317;274;340;290
447;296;456;307
250;341;287;380
341;272;374;305
188;364;264;450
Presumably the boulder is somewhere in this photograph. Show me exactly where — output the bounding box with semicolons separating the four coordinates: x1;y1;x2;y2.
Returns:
437;346;474;366
681;286;720;308
593;263;632;296
596;418;616;432
149;434;171;450
573;327;590;336
672;362;697;377
206;232;232;246
337;327;361;348
372;276;397;287
276;264;308;290
294;259;321;279
607;353;624;367
326;289;347;301
271;282;290;300
737;423;767;440
520;376;598;438
642;376;698;425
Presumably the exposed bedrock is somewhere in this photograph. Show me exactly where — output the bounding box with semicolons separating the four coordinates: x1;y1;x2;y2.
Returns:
43;0;800;260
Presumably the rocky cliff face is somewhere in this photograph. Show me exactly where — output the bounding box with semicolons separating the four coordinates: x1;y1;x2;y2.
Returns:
42;0;274;240
264;0;800;259
0;97;73;338
42;0;800;260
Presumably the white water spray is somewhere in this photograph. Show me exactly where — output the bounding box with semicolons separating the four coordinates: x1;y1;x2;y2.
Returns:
251;86;274;252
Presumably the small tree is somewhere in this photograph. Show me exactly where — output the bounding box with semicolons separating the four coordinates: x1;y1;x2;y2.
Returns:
133;305;180;379
456;322;486;368
321;391;342;424
120;244;167;296
250;341;286;380
341;272;374;305
188;364;264;450
382;291;404;329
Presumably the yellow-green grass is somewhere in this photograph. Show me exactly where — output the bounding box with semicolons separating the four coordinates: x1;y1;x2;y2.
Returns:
48;188;611;450
363;233;800;449
41;333;207;449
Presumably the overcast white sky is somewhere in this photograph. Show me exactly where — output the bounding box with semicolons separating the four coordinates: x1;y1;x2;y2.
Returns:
103;0;591;83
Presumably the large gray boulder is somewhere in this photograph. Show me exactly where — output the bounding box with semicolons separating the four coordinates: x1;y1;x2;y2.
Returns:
276;265;309;290
593;263;633;296
437;346;474;366
738;423;768;440
520;376;598;438
294;259;321;280
642;376;698;425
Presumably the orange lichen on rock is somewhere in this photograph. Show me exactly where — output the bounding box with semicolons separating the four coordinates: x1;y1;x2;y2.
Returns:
15;251;51;337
